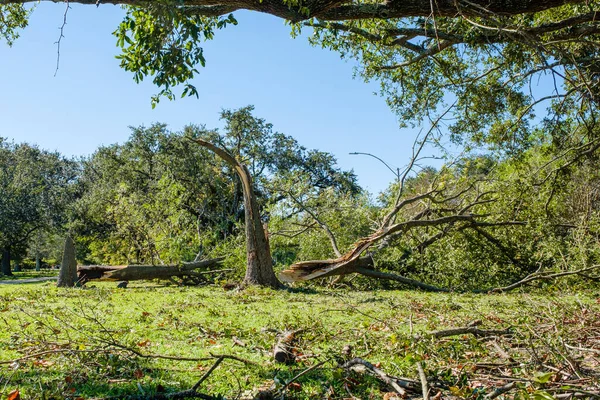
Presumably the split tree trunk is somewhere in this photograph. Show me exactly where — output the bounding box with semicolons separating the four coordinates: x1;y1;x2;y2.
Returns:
194;139;282;288
57;236;78;287
1;248;12;276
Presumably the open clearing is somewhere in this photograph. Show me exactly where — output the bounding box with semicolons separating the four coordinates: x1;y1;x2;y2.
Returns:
0;282;598;399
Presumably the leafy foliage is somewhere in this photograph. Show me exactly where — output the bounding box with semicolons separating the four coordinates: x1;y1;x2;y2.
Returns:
74;107;357;271
0;3;29;46
289;1;600;160
113;3;237;107
0;139;77;270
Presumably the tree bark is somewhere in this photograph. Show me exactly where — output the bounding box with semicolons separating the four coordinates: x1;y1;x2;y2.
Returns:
273;329;300;364
35;253;41;271
1;248;12;276
105;259;224;281
57;236;78;287
193;139;282;288
77;258;226;282
1;0;585;21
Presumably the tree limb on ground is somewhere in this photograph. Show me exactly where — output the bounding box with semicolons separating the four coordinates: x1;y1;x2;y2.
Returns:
77;258;225;282
342;357;413;395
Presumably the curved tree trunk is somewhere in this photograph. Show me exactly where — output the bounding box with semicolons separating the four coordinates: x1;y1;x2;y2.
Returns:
194;139;282;288
1;248;12;276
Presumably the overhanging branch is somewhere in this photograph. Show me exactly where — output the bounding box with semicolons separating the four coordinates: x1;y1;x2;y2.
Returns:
0;0;591;22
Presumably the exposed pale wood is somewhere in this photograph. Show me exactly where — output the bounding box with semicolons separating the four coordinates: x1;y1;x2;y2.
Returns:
273;329;302;364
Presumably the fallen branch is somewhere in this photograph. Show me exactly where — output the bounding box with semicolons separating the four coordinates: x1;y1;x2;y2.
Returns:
485;382;517;399
342;357;411;395
278;358;330;395
354;267;450;292
416;361;429;400
77;258;225;282
484;265;600;293
191;356;224;392
0;345;257;366
273;329;303;363
424;326;512;339
564;343;600;355
108;357;226;400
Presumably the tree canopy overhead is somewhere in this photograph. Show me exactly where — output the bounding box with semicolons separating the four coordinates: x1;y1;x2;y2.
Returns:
0;0;587;20
3;0;600;121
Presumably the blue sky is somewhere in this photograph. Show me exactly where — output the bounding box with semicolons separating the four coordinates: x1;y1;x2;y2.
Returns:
0;3;429;194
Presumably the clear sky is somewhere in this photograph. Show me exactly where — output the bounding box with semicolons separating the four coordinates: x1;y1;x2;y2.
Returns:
0;3;425;194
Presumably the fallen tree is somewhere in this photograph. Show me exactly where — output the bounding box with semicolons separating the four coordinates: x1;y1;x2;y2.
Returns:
77;258;226;284
278;133;600;291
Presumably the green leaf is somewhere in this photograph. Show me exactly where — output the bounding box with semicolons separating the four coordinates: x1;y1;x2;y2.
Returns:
533;372;554;384
532;390;555;400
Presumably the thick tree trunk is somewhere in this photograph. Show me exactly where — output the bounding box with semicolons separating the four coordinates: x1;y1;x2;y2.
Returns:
0;0;584;21
194;139;282;288
57;236;78;287
35;254;41;271
84;258;225;281
240;164;280;287
1;248;12;276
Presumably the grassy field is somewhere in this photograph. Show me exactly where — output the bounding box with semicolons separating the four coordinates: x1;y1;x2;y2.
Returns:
0;281;598;399
0;270;59;281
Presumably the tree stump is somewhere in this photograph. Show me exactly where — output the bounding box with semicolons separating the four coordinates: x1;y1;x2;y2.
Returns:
57;236;78;287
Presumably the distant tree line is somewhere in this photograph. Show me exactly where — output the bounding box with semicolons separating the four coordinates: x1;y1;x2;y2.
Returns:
2;106;599;290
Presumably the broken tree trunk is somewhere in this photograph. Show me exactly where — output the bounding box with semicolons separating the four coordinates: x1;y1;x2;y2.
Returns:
280;214;481;284
194;138;281;289
77;265;127;281
280;256;374;283
57;236;78;287
77;258;225;282
273;329;302;364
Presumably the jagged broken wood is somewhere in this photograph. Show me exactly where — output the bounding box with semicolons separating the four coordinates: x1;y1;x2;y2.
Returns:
77;258;225;283
273;329;303;364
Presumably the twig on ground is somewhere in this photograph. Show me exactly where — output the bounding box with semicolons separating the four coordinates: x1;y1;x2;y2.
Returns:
485;382;517;399
417;361;429;400
278;358;330;396
342;357;409;395
416;326;511;339
565;343;600;356
273;329;304;364
191;356;224;392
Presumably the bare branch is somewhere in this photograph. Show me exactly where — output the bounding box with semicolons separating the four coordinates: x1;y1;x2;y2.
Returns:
287;191;342;257
54;0;70;77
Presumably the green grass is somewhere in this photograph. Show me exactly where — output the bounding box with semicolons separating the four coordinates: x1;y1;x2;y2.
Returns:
0;270;59;281
0;281;598;399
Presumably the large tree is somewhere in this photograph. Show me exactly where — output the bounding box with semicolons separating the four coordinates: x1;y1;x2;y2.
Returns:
75;107;358;286
0;139;77;275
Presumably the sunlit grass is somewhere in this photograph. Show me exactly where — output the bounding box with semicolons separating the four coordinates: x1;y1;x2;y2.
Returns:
0;282;598;399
